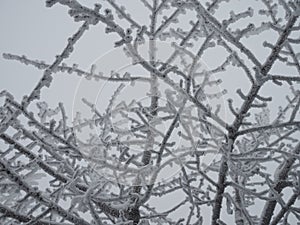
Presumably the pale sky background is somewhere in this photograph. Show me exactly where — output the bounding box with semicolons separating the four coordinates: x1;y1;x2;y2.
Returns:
0;0;297;119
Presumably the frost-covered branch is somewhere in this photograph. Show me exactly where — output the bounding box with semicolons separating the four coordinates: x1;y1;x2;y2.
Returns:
1;0;300;224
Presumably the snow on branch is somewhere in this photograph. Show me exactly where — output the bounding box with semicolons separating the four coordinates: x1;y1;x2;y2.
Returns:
1;0;300;224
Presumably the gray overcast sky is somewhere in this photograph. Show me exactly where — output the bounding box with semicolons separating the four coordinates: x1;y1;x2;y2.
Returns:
0;0;296;119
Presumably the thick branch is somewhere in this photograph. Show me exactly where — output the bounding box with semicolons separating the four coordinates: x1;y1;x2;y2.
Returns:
260;143;300;225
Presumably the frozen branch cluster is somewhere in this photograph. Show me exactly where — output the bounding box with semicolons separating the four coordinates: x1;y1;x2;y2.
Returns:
1;0;300;224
